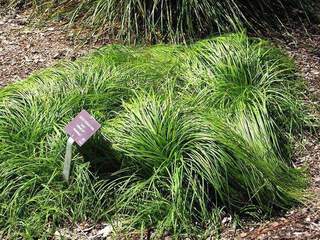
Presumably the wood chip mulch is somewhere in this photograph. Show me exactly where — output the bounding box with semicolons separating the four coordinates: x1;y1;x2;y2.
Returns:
0;9;101;87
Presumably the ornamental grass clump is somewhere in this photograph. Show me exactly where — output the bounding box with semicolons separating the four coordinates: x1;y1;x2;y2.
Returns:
103;93;307;236
8;0;315;43
0;33;311;238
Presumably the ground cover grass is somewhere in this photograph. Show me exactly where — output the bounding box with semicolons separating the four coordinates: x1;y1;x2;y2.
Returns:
7;0;317;43
0;33;313;238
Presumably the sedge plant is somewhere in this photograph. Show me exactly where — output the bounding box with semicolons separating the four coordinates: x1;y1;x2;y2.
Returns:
7;0;316;43
0;33;312;238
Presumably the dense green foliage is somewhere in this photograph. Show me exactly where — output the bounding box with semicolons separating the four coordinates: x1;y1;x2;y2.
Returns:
0;34;310;238
8;0;315;43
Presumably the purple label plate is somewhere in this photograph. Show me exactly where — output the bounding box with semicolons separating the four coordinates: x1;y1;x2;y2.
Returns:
65;110;101;146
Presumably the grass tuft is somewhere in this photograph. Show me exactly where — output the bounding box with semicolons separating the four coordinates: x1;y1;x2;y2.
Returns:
0;33;312;238
7;0;316;43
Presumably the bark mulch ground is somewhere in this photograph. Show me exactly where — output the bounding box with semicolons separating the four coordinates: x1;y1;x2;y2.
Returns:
0;8;319;240
0;9;101;87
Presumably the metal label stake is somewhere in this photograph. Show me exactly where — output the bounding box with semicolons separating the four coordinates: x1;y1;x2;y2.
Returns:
63;110;101;183
63;137;75;183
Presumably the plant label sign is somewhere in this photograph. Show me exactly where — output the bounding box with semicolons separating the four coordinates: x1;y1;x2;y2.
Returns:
65;110;101;146
63;110;101;182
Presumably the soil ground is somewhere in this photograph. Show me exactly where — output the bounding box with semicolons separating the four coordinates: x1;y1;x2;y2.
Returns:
0;9;101;87
0;8;319;240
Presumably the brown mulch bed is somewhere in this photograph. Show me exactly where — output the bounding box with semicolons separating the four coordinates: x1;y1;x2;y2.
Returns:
0;9;101;87
0;8;319;240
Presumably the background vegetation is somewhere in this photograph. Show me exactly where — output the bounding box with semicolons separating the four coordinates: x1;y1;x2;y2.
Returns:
0;33;312;238
6;0;317;43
